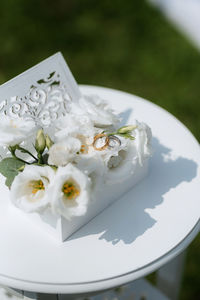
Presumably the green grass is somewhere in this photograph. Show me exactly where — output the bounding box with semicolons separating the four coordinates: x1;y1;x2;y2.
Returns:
0;0;199;298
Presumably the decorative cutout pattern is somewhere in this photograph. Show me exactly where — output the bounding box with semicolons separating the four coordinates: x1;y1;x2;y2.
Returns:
0;71;72;127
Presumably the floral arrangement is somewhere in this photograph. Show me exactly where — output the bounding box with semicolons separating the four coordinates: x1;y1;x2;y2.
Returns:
0;95;152;221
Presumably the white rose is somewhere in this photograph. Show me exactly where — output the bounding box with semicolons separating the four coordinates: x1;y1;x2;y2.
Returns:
105;141;138;184
75;149;105;191
134;121;152;165
103;135;129;167
75;151;103;175
70;134;105;190
105;120;152;168
50;163;91;220
78;95;119;128
104;121;152;184
0;115;36;147
48;137;81;167
54;113;95;142
10;165;55;213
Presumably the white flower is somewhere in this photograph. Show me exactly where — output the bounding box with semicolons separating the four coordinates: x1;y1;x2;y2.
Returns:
75;148;105;191
0;115;36;147
70;134;105;190
104;120;152;184
50;163;91;220
107;155;123;169
105;141;138;184
105;120;152;168
75;150;103;174
10;165;55;213
103;135;129;167
48;137;81;166
78;95;119;128
134;121;152;165
54;113;95;142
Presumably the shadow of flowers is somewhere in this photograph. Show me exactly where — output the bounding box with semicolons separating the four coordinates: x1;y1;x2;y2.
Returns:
68;137;197;244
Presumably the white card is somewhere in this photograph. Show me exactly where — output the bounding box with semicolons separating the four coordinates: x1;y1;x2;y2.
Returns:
0;52;82;127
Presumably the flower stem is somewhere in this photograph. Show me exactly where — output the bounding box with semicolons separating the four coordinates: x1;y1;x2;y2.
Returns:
37;152;44;165
107;132;117;136
8;147;30;165
16;146;38;161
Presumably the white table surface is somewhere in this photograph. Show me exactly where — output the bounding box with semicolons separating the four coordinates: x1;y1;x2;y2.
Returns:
0;86;199;295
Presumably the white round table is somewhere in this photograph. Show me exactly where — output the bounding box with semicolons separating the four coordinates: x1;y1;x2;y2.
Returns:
0;86;199;297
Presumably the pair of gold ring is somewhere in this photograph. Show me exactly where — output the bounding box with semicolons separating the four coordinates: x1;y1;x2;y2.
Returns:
93;133;121;151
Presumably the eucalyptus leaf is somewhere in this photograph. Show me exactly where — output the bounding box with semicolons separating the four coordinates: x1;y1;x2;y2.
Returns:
0;157;25;188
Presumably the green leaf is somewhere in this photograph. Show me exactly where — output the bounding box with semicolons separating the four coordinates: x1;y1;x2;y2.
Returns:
124;134;135;140
0;157;25;188
117;133;135;140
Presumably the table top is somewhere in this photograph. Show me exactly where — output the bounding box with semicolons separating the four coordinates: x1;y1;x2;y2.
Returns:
0;85;199;294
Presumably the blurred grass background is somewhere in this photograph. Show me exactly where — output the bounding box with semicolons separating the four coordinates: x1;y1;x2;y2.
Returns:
0;0;199;299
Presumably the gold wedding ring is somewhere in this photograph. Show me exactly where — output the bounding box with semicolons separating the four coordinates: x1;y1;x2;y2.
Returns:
93;133;109;151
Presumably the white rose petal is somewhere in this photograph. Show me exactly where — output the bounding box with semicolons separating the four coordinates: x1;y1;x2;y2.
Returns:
103;135;129;167
78;95;119;128
48;137;81;167
0;115;36;147
105;120;152;184
107;155;122;169
75;151;103;174
72;135;105;190
105;141;138;184
75;149;105;191
54;113;95;142
10;165;55;213
134;121;152;165
50;163;91;220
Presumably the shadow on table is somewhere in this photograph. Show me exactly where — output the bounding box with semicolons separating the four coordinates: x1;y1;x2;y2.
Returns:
119;108;133;125
68;137;197;245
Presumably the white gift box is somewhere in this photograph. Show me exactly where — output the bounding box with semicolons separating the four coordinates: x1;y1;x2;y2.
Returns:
28;160;148;242
0;52;150;242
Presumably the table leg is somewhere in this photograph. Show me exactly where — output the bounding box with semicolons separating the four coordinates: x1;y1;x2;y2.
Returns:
0;285;24;299
24;291;38;299
156;250;186;300
36;294;58;300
